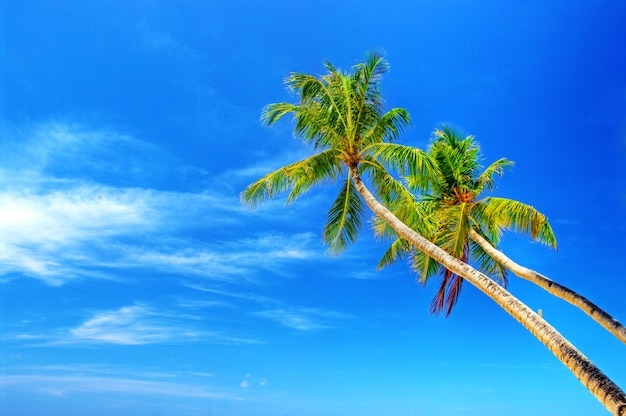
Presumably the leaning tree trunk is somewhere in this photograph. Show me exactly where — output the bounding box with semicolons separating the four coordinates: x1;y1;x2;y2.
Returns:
468;228;626;345
349;166;626;416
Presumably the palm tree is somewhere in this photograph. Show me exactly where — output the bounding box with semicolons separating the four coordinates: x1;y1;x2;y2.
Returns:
241;53;626;415
376;125;523;315
242;53;431;255
376;125;626;344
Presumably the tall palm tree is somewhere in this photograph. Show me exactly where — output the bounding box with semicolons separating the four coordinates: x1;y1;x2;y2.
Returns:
241;53;626;415
377;125;626;344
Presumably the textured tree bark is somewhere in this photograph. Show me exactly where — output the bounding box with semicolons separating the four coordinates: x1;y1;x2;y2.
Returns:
350;166;626;416
468;228;626;345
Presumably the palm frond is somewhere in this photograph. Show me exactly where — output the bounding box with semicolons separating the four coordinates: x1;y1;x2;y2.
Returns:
359;156;415;206
469;201;504;246
354;51;388;110
474;158;514;194
430;125;481;197
261;102;300;127
361;108;411;146
480;197;557;249
281;71;350;149
429;241;469;316
372;199;438;241
377;237;411;270
241;149;342;207
286;150;344;203
367;142;441;191
435;203;472;259
468;235;508;285
323;176;365;255
429;268;465;317
410;249;442;285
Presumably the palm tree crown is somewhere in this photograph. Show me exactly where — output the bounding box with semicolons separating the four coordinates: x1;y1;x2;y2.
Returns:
377;125;557;315
242;52;436;253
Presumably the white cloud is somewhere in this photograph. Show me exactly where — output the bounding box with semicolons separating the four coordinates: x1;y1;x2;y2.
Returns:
67;304;265;346
2;371;242;400
0;120;170;186
252;307;352;331
0;186;157;284
0;184;322;285
0;187;153;242
184;284;279;305
0;119;326;286
7;304;264;347
69;305;191;345
239;373;266;389
182;285;355;334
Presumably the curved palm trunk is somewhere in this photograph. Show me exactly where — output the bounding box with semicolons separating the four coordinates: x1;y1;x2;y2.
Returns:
468;228;626;345
350;166;626;416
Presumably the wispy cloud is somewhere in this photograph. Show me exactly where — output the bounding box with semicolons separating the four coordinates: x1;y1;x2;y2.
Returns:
186;284;354;332
69;304;199;345
2;365;242;400
0;186;176;284
124;232;321;280
239;373;267;389
252;307;353;331
0;120;324;286
8;304;263;347
136;21;201;59
1;120;173;187
0;186;156;285
183;284;280;305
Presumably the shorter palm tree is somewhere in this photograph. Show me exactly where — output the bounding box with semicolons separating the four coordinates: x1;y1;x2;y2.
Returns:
377;125;626;344
377;125;554;314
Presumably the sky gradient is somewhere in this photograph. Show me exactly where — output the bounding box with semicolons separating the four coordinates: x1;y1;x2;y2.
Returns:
2;1;626;415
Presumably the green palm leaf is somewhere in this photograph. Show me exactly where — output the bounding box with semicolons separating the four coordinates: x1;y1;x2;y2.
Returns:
377;237;411;270
478;197;557;248
361;108;411;146
360;155;415;207
410;248;442;285
468;237;508;285
474;158;514;194
323;176;365;255
373;199;438;241
435;203;472;259
241;149;342;207
367;142;441;189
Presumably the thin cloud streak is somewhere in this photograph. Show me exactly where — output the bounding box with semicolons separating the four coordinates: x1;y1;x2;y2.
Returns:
252;307;353;331
7;304;265;347
185;284;355;332
69;304;199;345
2;373;243;401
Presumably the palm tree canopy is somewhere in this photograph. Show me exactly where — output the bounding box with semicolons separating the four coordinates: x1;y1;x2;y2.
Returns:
377;124;557;315
241;52;438;254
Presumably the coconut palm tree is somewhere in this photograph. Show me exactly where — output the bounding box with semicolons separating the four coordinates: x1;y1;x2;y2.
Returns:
376;125;521;315
241;53;626;415
376;125;626;344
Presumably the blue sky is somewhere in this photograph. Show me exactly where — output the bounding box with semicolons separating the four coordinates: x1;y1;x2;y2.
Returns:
1;1;625;415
